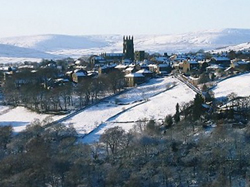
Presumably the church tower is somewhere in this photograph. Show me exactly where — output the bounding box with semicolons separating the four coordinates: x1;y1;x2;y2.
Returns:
123;36;134;61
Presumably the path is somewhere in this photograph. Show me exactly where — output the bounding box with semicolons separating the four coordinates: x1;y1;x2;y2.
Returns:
46;88;133;127
175;74;202;95
82;84;177;143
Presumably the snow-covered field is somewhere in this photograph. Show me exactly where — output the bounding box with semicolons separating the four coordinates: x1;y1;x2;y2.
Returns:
5;72;250;142
113;82;195;122
60;77;196;143
213;73;250;98
63;78;176;135
0;107;65;132
0;77;195;142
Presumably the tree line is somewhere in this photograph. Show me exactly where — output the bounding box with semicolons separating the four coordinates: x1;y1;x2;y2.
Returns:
0;94;250;186
2;67;125;113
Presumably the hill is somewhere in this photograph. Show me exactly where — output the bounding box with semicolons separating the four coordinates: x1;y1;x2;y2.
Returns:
213;73;250;99
211;42;250;53
0;28;250;62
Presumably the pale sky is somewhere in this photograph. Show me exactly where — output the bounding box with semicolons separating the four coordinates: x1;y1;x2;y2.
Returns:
0;0;250;37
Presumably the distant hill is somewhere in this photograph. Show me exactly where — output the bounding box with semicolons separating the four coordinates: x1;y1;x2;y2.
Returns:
211;42;250;53
0;28;250;63
0;43;60;59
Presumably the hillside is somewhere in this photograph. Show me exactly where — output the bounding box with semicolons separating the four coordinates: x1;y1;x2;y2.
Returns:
0;76;195;137
213;73;250;99
0;43;60;59
211;42;250;53
0;28;250;63
61;77;195;143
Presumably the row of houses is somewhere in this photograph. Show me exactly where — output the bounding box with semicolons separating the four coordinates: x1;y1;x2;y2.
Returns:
1;50;249;89
97;60;172;86
173;56;250;73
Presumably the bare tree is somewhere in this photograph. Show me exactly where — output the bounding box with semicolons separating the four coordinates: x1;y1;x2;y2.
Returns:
100;126;125;155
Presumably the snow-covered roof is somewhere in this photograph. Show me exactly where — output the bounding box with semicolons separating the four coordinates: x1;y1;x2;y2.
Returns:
189;76;199;80
173;63;180;67
75;60;81;65
159;71;169;74
206;64;223;69
0;67;9;71
18;65;35;69
75;65;86;69
75;72;87;77
125;67;134;71
213;57;230;61
125;73;144;78
55;78;69;82
129;64;135;68
66;71;72;75
100;64;116;69
115;64;127;69
234;61;249;66
225;67;234;72
148;64;158;68
136;69;152;74
158;63;170;67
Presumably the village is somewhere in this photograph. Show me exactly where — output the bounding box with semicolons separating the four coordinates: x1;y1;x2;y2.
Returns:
2;0;250;185
1;36;250;89
1;36;250;185
0;35;250;109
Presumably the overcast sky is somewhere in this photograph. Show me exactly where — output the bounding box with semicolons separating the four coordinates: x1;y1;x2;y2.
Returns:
0;0;250;37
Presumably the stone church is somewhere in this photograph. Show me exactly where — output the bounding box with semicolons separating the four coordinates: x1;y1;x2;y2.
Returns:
123;36;134;61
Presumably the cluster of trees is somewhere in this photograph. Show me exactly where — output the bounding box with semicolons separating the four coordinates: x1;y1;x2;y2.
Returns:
227;50;250;60
2;66;125;113
1;114;250;186
0;94;250;186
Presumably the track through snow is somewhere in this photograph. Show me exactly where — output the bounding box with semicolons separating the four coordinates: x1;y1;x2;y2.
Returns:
0;77;196;141
61;77;196;144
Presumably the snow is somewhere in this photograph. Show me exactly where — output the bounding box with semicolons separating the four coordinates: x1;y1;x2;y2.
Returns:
0;57;42;64
0;76;195;143
112;78;195;123
0;106;65;132
136;69;152;74
0;43;60;59
213;57;230;61
125;73;144;78
61;77;195;143
212;42;250;53
1;28;250;63
206;64;223;70
115;64;127;69
62;78;174;135
0;105;10;114
63;103;138;136
213;73;250;98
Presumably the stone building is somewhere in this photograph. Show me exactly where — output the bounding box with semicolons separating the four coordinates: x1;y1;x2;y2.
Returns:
123;36;134;61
